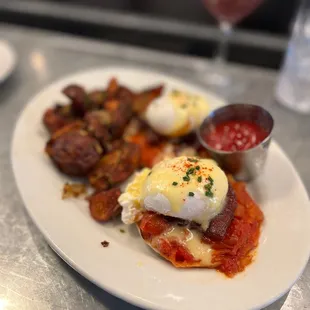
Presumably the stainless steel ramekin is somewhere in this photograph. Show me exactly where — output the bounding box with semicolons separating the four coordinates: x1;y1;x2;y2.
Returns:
197;103;274;181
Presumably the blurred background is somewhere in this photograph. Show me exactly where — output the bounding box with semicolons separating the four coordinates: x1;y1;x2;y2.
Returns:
25;0;296;34
0;0;300;69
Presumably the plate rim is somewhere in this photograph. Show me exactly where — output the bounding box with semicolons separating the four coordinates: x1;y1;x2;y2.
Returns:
11;66;310;310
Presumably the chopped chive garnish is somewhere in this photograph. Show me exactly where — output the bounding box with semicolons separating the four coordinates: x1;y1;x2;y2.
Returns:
208;176;214;185
187;167;195;175
195;166;200;170
172;182;178;186
183;175;190;182
120;229;125;233
188;192;194;197
204;176;214;197
187;158;198;163
205;191;214;198
197;176;202;182
204;184;212;190
148;171;152;176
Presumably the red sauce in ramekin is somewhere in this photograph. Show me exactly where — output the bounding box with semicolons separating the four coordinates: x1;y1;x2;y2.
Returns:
204;120;268;152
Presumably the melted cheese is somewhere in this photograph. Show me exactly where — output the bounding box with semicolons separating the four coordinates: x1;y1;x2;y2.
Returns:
151;226;217;267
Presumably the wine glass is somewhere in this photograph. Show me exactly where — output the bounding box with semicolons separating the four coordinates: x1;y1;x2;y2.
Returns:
202;0;264;95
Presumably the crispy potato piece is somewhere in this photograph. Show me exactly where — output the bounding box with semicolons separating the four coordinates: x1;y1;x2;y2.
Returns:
104;140;123;153
62;84;89;117
89;142;140;191
103;98;133;139
104;99;119;112
106;78;134;103
133;85;164;114
43;107;72;134
116;86;134;105
50;120;85;140
88;90;106;107
63;84;85;101
84;100;132;147
84;110;112;147
46;127;103;177
106;78;119;98
110;102;133;139
88;188;121;221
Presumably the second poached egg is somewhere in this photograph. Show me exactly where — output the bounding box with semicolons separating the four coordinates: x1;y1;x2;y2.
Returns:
144;89;210;137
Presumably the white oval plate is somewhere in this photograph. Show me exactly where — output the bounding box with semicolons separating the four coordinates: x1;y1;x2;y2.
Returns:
0;40;16;83
12;67;310;310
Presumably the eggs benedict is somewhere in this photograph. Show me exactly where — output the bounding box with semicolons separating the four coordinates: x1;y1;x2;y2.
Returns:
118;156;237;268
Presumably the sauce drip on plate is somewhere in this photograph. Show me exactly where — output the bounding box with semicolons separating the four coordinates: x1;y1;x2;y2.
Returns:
205;120;268;152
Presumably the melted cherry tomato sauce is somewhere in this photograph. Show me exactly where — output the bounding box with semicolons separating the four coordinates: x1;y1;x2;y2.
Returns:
205;120;268;152
138;176;264;277
205;176;264;277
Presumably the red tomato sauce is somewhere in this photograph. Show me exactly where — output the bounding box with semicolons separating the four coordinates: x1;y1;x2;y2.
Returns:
205;120;268;152
139;212;199;267
138;176;264;277
205;176;264;277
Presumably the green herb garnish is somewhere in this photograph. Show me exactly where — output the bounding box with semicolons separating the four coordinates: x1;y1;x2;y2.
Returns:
172;182;178;186
183;175;190;182
186;167;195;175
195;166;200;170
120;229;125;233
204;184;212;190
204;176;214;197
148;171;152;176
188;192;194;197
205;190;214;198
197;176;202;183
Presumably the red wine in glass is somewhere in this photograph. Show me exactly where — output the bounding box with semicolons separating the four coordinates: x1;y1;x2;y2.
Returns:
203;0;264;24
201;0;264;95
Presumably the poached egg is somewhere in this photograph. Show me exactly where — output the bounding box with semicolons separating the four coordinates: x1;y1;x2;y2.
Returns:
118;156;228;230
144;89;210;137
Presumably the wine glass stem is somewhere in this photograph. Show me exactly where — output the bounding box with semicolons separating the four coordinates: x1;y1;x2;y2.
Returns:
215;21;233;68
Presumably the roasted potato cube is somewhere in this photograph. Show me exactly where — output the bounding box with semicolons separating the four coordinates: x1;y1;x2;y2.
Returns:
88;90;107;107
106;78;119;98
46;126;103;177
63;84;90;117
84;110;112;147
89;142;140;191
116;86;134;105
43;107;71;134
88;188;121;221
133;85;164;114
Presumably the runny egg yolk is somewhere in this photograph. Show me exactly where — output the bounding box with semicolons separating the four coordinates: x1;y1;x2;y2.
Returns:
144;89;210;137
119;156;228;230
